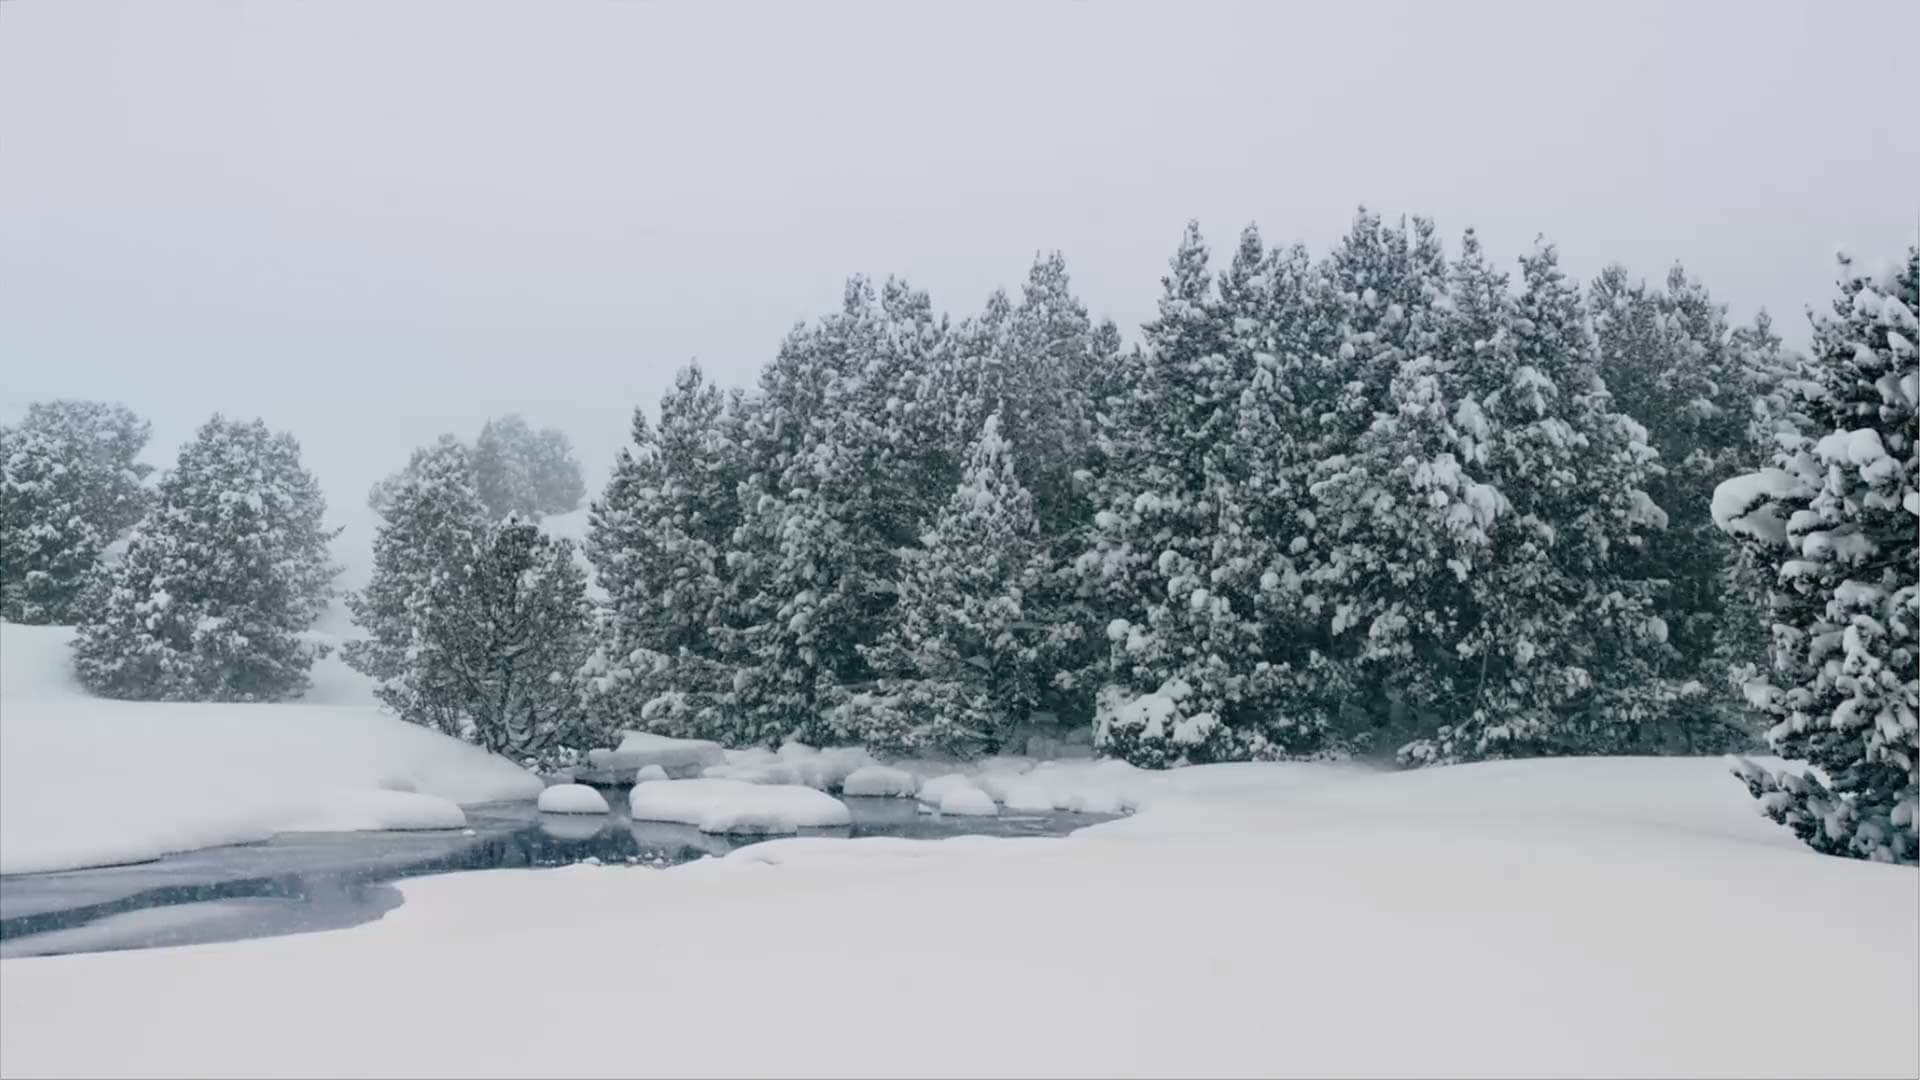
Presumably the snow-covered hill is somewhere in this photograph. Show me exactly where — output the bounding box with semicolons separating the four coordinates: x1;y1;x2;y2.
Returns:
0;622;541;875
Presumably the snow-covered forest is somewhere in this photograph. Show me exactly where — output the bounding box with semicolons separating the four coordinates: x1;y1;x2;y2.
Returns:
5;220;1915;865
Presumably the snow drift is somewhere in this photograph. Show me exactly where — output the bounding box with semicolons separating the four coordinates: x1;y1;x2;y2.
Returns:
0;623;541;875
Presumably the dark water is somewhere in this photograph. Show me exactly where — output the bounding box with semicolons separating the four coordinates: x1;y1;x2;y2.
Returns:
0;793;1110;959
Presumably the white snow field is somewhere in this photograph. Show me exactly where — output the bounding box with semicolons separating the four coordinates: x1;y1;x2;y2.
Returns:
4;757;1916;1078
0;623;542;875
627;778;853;834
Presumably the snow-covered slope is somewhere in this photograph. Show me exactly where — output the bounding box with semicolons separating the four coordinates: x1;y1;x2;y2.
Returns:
0;622;541;875
2;753;1914;1077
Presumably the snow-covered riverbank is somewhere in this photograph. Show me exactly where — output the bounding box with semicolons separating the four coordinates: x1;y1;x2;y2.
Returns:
4;752;1914;1078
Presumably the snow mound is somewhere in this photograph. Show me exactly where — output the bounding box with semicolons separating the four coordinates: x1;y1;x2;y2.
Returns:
634;764;669;783
587;731;726;777
842;764;919;798
915;773;998;816
280;788;467;832
628;779;852;835
936;785;998;816
703;742;877;791
914;773;978;807
537;784;611;815
0;623;542;875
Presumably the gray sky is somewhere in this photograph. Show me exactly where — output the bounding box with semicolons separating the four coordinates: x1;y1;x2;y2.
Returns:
3;0;1915;581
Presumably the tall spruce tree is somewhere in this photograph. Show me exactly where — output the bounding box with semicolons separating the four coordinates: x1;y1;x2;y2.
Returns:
1722;247;1918;864
838;413;1051;754
344;436;489;734
582;363;741;740
0;400;155;623
1591;263;1765;751
72;416;337;701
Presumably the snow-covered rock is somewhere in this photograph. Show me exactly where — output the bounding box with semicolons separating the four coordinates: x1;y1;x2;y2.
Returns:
702;743;877;791
628;779;851;835
936;785;999;817
841;764;918;798
587;731;727;777
537;784;611;815
634;764;670;783
914;773;977;807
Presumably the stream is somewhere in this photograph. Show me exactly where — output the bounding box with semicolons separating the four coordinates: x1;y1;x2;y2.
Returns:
0;792;1112;959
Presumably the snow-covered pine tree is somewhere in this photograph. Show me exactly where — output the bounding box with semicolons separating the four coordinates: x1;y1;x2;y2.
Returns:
1302;214;1470;754
721;278;952;746
1399;239;1669;763
343;435;489;734
840;412;1050;754
72;416;337;701
0;400;155;623
1210;239;1353;747
1086;221;1254;766
1590;263;1764;751
414;516;593;764
472;414;586;520
1720;247;1918;864
582;362;741;741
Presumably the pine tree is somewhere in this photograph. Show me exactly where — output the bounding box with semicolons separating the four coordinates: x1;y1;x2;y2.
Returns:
344;436;489;734
1591;263;1765;751
720;278;951;745
1722;247;1918;865
472;414;586;520
582;363;741;741
72;416;337;701
1087;222;1256;766
836;413;1050;754
1410;240;1669;762
0;400;155;623
1301;214;1467;754
414;517;592;764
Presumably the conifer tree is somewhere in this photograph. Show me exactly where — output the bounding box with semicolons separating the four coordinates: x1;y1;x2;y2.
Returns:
1722;247;1918;864
839;413;1050;753
472;414;586;520
344;436;489;733
412;516;592;764
1591;263;1765;750
72;416;337;701
582;363;740;740
0;400;155;623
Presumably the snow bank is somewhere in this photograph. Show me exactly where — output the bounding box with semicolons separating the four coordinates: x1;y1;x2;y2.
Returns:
627;779;852;834
5;755;1911;1079
536;784;611;815
280;788;467;832
0;623;542;875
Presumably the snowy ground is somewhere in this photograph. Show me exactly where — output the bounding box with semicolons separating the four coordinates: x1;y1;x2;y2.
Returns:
0;623;541;875
2;753;1914;1078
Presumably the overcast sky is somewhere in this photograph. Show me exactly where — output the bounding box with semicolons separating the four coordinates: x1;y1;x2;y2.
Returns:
2;0;1915;580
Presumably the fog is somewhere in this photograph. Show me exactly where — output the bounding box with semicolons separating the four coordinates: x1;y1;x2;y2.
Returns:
2;0;1914;581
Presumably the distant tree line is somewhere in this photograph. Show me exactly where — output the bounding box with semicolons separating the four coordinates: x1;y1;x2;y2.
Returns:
3;214;1911;862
